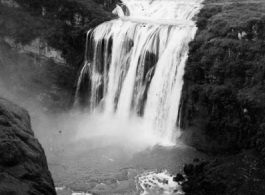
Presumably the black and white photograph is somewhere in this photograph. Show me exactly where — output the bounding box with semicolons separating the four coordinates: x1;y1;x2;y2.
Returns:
0;0;265;194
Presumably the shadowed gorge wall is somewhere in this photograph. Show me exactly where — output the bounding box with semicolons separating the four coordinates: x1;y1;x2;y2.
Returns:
0;0;116;110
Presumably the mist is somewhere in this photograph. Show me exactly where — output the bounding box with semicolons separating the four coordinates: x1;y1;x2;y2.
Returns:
31;110;176;159
0;75;169;161
0;39;184;165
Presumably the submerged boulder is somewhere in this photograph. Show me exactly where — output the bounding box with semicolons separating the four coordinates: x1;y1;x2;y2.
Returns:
0;97;56;195
183;164;194;176
173;173;185;182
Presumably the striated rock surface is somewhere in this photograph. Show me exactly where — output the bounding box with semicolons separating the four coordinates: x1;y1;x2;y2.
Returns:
4;37;65;64
0;97;56;195
0;0;19;7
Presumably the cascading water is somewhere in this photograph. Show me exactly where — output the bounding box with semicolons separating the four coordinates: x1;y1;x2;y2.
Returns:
75;0;203;145
46;1;209;194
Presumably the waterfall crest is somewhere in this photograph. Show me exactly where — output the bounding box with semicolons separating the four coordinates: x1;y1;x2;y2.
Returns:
75;0;203;145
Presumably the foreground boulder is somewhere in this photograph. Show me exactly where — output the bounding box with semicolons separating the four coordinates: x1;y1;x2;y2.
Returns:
0;97;56;195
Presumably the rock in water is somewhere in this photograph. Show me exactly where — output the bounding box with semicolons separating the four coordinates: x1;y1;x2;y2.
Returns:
183;164;194;176
0;97;56;195
173;173;185;182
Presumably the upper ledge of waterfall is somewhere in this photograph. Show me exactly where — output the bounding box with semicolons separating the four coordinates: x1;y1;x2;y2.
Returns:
112;0;204;26
120;16;196;26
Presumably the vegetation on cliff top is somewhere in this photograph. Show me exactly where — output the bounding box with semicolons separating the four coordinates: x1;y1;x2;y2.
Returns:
181;2;265;156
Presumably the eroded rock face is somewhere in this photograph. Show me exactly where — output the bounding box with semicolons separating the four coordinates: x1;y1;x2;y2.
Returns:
4;37;65;64
0;97;56;195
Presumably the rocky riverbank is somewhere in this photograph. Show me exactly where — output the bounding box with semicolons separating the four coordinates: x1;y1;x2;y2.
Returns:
174;150;265;195
0;97;56;195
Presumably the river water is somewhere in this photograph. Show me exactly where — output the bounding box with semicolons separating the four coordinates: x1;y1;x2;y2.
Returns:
33;112;208;195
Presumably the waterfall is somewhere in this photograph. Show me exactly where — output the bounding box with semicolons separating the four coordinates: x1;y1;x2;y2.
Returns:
75;0;203;145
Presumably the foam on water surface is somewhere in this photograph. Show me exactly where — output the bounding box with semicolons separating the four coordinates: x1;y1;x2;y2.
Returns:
138;171;184;195
56;170;184;195
56;186;93;195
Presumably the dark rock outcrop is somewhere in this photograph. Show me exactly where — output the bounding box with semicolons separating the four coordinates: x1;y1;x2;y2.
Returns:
183;164;194;176
181;150;265;195
0;97;56;195
173;173;185;182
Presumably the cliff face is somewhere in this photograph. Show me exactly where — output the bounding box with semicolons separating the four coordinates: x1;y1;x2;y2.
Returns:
4;38;65;64
0;0;118;65
0;39;71;113
0;97;56;195
181;2;265;155
0;0;18;7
